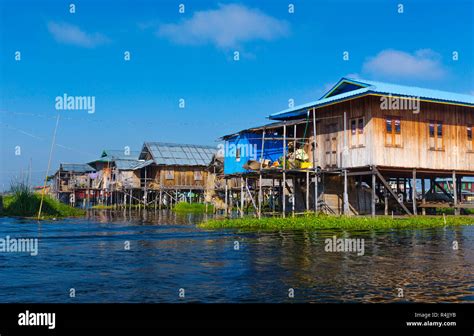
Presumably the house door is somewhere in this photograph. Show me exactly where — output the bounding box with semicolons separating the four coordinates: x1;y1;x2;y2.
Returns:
325;123;338;167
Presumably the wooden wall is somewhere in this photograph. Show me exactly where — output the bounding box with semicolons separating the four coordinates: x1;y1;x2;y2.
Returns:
148;166;209;189
306;96;374;169
370;98;474;171
304;95;474;172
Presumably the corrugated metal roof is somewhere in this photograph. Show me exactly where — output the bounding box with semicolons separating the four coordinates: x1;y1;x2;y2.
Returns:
60;163;95;173
220;118;307;140
132;159;154;170
142;142;216;166
88;149;142;169
114;159;142;170
347;78;474;104
270;77;474;120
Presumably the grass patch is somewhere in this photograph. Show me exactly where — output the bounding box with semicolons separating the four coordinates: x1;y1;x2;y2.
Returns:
0;182;85;219
173;202;214;213
199;213;474;231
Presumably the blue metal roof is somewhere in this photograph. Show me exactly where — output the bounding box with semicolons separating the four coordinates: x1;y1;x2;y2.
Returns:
270;77;474;120
141;142;216;166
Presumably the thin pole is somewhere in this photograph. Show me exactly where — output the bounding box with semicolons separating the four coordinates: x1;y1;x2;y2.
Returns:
282;122;287;218
306;170;309;211
343;111;349;215
159;188;162;210
371;171;376;217
38;112;60;220
421;178;426;215
28;157;32;190
312;108;318;213
292;124;297;217
453;171;459;215
412;169;417;215
258;128;266;218
225;179;228;216
240;177;244;218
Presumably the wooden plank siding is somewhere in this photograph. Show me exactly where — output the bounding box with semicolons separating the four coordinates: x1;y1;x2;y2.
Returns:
308;96;374;169
370;97;474;171
306;95;474;172
147;166;208;189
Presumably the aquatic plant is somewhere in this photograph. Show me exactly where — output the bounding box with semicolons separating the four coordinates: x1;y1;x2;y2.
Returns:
1;182;85;218
173;202;214;213
199;213;474;231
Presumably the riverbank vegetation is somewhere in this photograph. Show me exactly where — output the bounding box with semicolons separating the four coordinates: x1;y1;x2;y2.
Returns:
0;183;85;218
199;213;474;231
173;202;214;213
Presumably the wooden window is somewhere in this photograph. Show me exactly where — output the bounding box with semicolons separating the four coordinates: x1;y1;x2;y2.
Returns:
468;125;473;151
194;171;203;181
385;116;402;147
165;170;174;180
429;121;444;150
350;117;365;147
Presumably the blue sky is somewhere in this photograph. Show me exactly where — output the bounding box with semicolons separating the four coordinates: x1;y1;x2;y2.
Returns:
0;0;473;189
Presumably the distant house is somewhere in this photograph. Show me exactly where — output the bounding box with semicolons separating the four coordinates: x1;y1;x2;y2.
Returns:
137;142;217;205
52;163;95;205
88;149;142;191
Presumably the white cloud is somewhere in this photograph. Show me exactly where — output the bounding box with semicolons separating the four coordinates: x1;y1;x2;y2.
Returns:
362;49;446;80
48;22;110;48
345;73;361;80
156;3;289;49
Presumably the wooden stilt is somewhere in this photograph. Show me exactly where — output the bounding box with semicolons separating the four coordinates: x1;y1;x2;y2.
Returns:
453;171;459;215
272;179;276;213
282;122;287;218
371;172;376;217
159;189;162;210
421;178;426;215
224;179;228;216
240;177;244;218
412;169;417;215
312;108;318;213
342;111;349;215
306;171;310;211
291;177;295;217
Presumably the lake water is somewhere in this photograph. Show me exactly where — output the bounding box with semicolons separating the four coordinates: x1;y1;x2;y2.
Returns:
0;211;473;303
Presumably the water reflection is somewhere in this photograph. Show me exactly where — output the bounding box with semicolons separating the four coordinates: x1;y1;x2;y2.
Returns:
0;210;472;303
